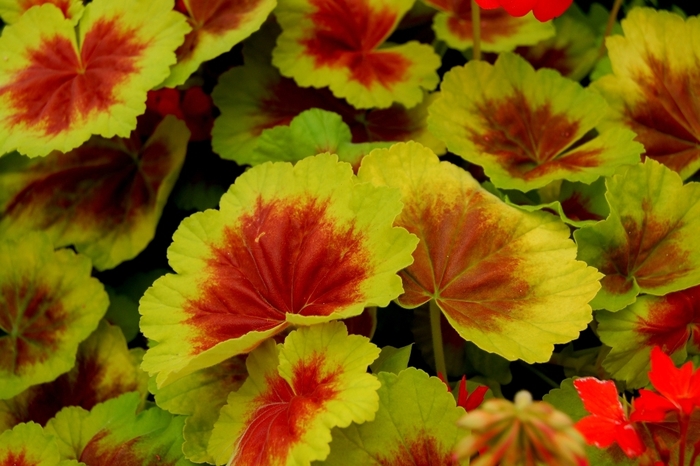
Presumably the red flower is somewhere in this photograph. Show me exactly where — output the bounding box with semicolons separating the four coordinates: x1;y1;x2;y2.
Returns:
573;377;646;458
632;346;700;422
474;0;572;21
438;373;487;411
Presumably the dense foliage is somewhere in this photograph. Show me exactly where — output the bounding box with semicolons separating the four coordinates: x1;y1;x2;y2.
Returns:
0;0;699;464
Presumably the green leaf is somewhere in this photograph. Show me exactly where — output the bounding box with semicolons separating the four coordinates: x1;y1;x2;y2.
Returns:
211;25;445;165
0;233;108;399
0;0;190;157
150;355;248;464
516;3;608;81
141;154;417;388
370;344;412;375
464;341;512;385
0;422;79;466
208;322;381;466
272;0;440;109
429;52;642;191
575;159;700;311
0;321;147;431
597;286;699;387
0;0;84;24
506;178;610;228
255;109;392;169
315;368;467;465
591;8;700;179
0;116;189;270
358;142;602;363
162;0;276;87
45;391;195;465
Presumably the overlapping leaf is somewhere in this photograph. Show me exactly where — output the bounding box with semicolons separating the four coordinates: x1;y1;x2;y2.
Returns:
0;321;148;431
151;355;248;463
0;0;190;157
0;116;189;271
141;154;418;387
0;233;108;400
0;0;83;24
424;0;554;52
272;0;441;109
208;322;381;466
597;285;700;387
255;109;393;169
505;178;609;228
317;368;466;466
429;52;642;191
45;392;194;465
575;159;700;311
0;422;78;466
162;0;276;86
516;3;607;81
358;142;601;362
212;27;444;165
591;8;700;179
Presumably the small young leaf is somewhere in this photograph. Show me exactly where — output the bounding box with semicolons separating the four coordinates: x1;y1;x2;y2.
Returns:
370;344;412;375
255;109;392;169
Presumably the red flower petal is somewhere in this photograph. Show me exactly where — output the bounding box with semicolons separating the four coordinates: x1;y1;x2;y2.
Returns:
532;0;572;21
474;0;501;9
630;389;675;423
573;377;646;458
648;346;700;416
499;0;537;17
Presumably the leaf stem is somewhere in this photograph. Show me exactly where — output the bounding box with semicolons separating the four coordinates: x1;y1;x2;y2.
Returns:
429;299;448;378
599;0;623;57
680;415;689;466
471;0;482;61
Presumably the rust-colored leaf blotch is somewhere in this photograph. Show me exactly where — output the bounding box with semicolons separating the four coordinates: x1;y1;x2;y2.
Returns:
185;195;369;353
471;91;599;181
302;0;409;87
375;430;457;466
234;353;340;465
0;283;67;374
0;18;144;136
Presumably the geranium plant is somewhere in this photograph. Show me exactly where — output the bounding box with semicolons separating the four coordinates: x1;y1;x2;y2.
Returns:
1;0;699;465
